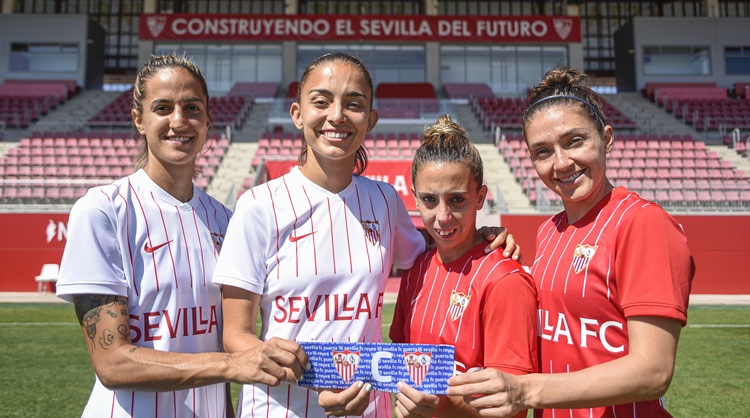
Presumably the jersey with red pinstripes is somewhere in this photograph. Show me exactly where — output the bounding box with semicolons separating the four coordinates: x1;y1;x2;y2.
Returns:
213;166;425;418
56;169;232;418
531;186;693;418
390;243;538;386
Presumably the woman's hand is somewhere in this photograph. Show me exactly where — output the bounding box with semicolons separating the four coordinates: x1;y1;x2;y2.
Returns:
317;381;372;416
394;381;441;417
479;226;522;262
447;368;525;418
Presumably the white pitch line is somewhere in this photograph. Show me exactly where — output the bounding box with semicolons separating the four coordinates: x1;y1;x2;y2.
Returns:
0;322;78;326
687;324;750;328
1;323;748;329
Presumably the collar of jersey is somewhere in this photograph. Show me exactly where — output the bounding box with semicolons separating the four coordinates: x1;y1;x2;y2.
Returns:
132;169;197;210
290;166;357;202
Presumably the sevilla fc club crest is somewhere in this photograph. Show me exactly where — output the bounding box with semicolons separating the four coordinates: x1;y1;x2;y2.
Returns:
332;350;361;383
361;220;380;246
146;16;167;38
448;290;471;321
572;244;598;274
553;18;573;40
404;351;432;386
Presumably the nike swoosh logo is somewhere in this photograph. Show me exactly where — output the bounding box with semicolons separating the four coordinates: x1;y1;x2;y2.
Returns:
289;231;316;242
144;240;172;253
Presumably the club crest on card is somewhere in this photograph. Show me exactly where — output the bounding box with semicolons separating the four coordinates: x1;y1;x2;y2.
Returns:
332;350;361;383
404;351;432;386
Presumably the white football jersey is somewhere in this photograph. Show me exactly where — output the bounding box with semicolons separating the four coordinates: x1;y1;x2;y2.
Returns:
213;166;425;418
57;169;232;418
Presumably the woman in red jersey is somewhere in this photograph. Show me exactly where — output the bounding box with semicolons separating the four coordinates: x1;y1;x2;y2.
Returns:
447;66;695;418
390;115;538;418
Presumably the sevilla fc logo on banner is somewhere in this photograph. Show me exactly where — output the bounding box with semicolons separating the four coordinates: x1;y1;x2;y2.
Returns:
404;351;432;386
147;16;167;38
361;220;380;246
448;290;471;321
572;243;598;274
332;350;361;383
553;18;573;40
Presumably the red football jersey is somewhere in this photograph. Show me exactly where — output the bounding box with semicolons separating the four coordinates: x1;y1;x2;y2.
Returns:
391;242;538;378
531;186;693;418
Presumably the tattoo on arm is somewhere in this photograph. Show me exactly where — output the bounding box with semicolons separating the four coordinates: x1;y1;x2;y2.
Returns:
73;295;129;349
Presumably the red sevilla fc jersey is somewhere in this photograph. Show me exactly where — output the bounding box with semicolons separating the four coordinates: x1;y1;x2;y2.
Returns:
531;187;693;418
391;242;538;379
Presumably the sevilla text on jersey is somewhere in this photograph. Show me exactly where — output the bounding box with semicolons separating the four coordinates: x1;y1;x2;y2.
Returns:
273;292;384;323
129;305;219;343
538;309;625;353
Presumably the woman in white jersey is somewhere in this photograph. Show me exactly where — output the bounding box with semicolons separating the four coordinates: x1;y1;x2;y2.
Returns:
56;53;309;418
213;53;518;418
447;67;694;418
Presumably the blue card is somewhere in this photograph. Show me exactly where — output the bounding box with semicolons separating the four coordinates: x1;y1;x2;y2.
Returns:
298;341;455;394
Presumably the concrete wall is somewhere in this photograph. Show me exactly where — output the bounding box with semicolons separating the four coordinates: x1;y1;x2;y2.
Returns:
0;14;104;88
624;17;750;92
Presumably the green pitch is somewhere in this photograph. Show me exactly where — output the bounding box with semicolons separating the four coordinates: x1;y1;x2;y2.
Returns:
0;303;747;417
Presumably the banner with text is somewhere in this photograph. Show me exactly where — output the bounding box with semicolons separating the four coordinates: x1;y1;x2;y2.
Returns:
262;160;416;211
140;14;580;43
0;213;68;292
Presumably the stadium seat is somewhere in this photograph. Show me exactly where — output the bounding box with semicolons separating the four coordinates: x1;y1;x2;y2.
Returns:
34;263;59;293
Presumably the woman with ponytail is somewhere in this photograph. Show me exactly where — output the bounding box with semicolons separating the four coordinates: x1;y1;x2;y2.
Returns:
390;115;538;418
213;54;519;418
447;66;694;418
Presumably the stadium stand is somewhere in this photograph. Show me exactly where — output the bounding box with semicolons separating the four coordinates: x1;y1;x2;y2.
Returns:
227;82;279;99
647;84;750;131
642;82;717;101
287;81;300;98
0;133;228;204
498;132;750;211
86;89;133;127
243;130;422;197
442;83;495;100
87;88;253;130
4;79;79;96
0;80;76;129
733;82;750;99
375;82;440;118
471;96;637;131
249;130;421;169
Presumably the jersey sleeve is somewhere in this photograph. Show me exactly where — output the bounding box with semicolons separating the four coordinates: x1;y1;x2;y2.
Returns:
616;205;694;325
482;272;538;375
389;186;425;270
211;189;271;295
389;262;423;343
56;189;126;302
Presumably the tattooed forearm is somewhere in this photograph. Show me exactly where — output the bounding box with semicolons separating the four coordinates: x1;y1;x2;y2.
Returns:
73;295;129;348
118;324;128;340
99;328;117;349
